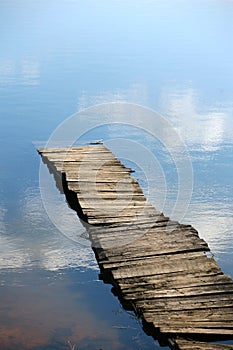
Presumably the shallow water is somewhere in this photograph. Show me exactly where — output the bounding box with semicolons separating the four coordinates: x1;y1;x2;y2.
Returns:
0;0;233;348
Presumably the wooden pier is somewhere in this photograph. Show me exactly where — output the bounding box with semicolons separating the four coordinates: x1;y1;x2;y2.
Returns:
38;145;233;350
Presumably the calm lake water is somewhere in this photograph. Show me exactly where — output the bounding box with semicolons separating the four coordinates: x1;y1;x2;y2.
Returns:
0;0;233;349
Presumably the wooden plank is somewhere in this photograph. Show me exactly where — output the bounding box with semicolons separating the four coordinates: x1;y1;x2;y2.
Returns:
38;145;108;152
96;237;209;262
136;294;233;312
101;251;207;269
122;281;233;300
144;307;233;321
160;326;232;335
122;283;233;301
175;339;233;350
112;255;220;280
118;273;232;294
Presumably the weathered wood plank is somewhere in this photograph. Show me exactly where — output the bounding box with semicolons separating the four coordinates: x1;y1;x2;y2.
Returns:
112;256;220;280
175;339;233;350
118;273;232;294
136;294;233;312
122;283;233;301
160;326;232;335
144;307;233;321
101;251;207;269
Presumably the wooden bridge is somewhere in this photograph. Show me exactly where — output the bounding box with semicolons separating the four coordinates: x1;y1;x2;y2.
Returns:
38;145;233;350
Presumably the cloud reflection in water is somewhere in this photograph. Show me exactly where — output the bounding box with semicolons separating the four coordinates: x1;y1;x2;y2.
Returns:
161;86;233;151
0;185;97;271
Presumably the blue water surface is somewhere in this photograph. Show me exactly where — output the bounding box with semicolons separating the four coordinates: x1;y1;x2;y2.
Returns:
0;0;233;348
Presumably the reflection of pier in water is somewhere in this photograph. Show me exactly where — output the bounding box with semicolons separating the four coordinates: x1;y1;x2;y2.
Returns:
39;145;233;350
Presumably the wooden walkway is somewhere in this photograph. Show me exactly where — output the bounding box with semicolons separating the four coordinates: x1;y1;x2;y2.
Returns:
38;145;233;350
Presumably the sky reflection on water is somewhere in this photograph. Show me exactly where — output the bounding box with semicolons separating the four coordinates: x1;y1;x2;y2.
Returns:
0;185;96;271
0;0;233;348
